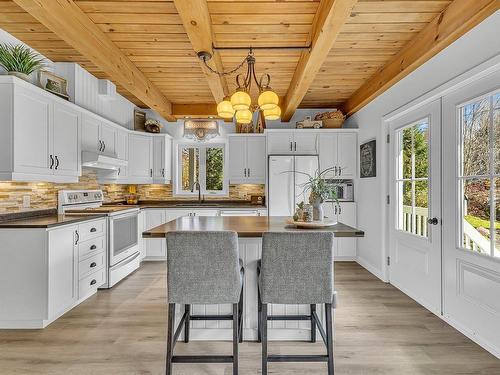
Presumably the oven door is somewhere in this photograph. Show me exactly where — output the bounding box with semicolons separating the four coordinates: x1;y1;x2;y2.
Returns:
109;211;139;266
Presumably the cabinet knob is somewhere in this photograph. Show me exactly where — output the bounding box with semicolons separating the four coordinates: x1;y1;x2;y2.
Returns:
427;217;439;225
90;262;97;268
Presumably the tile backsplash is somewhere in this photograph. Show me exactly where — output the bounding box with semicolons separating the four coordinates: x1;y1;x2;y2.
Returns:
0;171;265;213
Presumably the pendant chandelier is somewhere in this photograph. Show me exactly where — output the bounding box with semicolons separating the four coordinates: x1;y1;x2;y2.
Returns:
198;48;281;123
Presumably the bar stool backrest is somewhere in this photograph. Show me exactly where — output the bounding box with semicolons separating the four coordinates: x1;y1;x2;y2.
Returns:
260;231;334;304
166;231;241;304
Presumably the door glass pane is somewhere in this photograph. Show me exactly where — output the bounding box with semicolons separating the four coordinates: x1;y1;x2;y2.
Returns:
461;98;491;177
494;108;500;174
414;121;429;178
181;147;199;191
495;177;499;258
401;127;412;179
206;147;224;191
462;178;492;255
415;180;429;237
398;180;413;233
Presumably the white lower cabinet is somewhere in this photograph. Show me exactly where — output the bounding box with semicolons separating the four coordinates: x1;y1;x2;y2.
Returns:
0;217;106;329
144;209;167;259
324;202;357;259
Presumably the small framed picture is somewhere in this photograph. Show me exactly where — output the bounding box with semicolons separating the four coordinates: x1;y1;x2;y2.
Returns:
38;70;69;100
360;139;376;178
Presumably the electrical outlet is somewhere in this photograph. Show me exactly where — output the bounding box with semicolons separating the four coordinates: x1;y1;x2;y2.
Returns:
22;195;31;208
238;191;248;199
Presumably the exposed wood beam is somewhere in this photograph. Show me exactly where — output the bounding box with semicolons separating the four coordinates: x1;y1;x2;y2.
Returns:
172;103;217;118
13;0;175;121
342;0;499;116
173;0;228;104
281;0;359;121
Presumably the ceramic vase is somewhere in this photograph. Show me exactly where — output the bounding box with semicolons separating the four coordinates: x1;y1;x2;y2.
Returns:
309;192;324;221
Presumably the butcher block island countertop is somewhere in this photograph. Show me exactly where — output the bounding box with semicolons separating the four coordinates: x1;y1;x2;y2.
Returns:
143;216;364;238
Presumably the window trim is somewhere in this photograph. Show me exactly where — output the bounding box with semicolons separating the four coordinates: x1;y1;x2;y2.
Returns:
173;141;229;197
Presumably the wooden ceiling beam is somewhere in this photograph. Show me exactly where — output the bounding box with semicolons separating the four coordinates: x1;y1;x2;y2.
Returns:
342;0;499;116
173;0;228;104
12;0;175;121
281;0;359;121
172;103;217;118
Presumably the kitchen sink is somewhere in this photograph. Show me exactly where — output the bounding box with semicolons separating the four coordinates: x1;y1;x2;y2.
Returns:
173;203;222;207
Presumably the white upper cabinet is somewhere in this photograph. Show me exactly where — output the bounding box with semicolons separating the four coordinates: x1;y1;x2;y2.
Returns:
0;77;81;183
266;130;318;154
318;131;357;178
52;101;80;177
228;135;266;184
114;129;128;179
153;135;172;184
81;114;117;157
128;133;153;183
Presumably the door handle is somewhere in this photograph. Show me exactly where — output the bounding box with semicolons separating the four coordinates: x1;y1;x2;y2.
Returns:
338;205;342;215
49;155;54;169
150;169;153;177
244;168;247;177
98;140;103;152
118;167;121;176
75;230;79;245
54;156;59;170
294;142;297;151
290;142;293;151
427;217;439;225
248;168;250;177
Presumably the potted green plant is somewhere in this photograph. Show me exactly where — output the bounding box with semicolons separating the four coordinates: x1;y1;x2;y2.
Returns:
294;167;340;221
0;43;45;82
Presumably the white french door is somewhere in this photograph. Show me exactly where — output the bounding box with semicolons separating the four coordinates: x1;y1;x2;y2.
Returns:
388;99;442;315
442;71;500;355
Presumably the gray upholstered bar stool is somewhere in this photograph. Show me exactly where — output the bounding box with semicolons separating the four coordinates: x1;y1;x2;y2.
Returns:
258;231;336;375
165;231;244;375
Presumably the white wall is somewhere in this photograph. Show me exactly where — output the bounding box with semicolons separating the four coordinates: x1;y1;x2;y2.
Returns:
343;11;500;280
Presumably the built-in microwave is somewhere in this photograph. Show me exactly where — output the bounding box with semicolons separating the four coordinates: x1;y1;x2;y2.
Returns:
325;179;354;201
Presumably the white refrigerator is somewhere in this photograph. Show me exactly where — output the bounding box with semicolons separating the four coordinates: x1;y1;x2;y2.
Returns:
268;155;320;216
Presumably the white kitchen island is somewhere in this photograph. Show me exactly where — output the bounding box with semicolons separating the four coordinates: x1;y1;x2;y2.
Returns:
143;215;364;341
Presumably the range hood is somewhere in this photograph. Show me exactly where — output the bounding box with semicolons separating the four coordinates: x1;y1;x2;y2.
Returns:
82;151;128;170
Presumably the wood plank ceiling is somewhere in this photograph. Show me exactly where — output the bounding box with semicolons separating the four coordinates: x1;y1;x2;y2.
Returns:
0;0;492;119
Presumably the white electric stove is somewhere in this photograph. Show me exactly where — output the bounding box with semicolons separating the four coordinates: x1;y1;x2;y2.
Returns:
58;190;141;288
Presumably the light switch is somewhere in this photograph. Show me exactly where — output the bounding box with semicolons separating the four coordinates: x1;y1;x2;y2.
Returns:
23;195;30;208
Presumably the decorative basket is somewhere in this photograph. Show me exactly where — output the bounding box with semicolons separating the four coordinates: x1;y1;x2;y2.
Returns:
314;111;345;128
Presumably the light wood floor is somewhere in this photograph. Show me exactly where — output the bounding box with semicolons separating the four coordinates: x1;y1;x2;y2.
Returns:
0;262;499;374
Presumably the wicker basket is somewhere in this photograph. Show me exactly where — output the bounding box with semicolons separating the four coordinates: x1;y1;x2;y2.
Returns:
323;117;345;128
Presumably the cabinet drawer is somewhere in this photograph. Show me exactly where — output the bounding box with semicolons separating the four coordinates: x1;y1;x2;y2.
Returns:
78;236;106;260
78;219;106;242
79;251;105;279
79;268;105;300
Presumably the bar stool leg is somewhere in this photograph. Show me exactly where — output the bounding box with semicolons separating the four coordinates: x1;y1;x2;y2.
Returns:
325;303;334;375
238;286;244;343
261;303;268;375
233;303;239;375
257;287;262;343
184;304;190;343
310;304;317;343
166;303;176;375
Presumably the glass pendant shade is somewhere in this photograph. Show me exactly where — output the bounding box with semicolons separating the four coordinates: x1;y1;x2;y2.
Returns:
263;106;281;121
231;90;251;110
235;109;253;124
258;90;279;110
216;99;235;119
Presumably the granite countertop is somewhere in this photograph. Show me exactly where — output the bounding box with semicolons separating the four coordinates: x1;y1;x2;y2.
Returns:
0;209;107;229
106;200;267;210
143;216;365;238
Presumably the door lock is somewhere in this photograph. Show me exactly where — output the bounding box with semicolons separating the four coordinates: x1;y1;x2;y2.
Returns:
427;217;439;225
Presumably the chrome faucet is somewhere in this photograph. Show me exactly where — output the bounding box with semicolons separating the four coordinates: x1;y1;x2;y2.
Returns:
191;181;202;203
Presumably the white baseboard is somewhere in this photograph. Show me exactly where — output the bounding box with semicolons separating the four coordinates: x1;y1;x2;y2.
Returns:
441;314;500;359
356;256;387;282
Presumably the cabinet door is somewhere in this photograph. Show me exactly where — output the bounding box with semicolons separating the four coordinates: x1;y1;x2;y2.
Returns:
228;136;247;183
13;86;52;175
81;115;100;153
99;123;116;157
337;133;357;178
52;101;80;177
164;137;172;182
267;132;294;153
192;209;219;217
246;136;266;183
318;133;338;178
294;132;318;153
145;210;166;258
337;202;357;258
128;134;153;181
48;225;78;318
115;130;128;179
153;136;165;181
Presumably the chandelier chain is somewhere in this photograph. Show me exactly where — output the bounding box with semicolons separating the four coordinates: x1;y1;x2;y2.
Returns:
201;54;248;77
